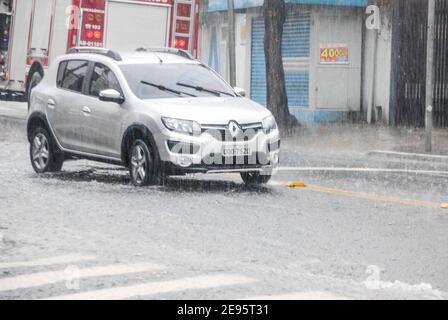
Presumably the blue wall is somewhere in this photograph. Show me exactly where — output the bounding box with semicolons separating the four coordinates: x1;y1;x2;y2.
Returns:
208;0;368;11
250;14;310;108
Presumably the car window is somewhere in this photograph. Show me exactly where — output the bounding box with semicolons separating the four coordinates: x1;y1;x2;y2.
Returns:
59;60;89;93
119;63;235;99
89;63;122;97
56;61;67;87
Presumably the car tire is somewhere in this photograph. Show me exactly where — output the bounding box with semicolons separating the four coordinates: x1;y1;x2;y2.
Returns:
129;138;158;186
240;171;272;185
27;72;43;110
30;127;64;173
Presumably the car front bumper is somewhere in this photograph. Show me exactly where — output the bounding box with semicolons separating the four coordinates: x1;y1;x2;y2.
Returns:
153;128;280;175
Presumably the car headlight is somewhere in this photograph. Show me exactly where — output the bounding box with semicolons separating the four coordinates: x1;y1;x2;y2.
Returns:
162;117;201;136
262;115;278;134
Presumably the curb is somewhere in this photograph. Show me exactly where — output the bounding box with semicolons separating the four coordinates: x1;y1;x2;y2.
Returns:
367;150;448;163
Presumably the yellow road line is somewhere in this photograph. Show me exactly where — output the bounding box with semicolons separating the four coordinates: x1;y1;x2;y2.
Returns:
291;183;442;209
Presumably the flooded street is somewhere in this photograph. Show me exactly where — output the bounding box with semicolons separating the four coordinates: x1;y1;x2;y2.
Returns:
1;107;447;300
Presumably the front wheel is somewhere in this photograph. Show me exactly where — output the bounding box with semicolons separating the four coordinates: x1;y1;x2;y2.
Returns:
30;127;63;173
129;139;158;186
240;171;272;185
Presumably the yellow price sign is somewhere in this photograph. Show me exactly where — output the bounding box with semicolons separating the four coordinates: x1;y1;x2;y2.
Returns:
320;44;349;64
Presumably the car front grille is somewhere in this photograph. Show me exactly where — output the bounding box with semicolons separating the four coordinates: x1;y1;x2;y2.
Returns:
201;122;263;141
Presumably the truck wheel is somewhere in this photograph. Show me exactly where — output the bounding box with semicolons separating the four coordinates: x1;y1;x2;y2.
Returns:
27;72;43;109
30;127;64;173
240;172;272;185
129;138;158;186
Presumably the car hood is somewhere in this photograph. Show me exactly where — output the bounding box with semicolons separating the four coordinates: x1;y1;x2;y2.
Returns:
141;97;271;125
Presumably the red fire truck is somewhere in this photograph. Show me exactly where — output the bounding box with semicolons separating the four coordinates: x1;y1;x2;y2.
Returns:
1;0;200;99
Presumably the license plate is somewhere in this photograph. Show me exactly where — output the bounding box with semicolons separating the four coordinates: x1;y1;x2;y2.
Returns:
222;146;251;157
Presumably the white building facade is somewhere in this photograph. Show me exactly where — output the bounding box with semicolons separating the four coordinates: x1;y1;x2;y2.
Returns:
201;0;368;123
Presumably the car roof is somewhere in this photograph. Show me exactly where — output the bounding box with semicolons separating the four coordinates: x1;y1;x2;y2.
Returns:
118;51;200;65
59;49;200;66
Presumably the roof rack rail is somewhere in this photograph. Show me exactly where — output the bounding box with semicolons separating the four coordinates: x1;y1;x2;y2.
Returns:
66;47;122;61
136;47;194;60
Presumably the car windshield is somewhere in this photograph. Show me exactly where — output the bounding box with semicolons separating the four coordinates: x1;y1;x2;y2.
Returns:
119;63;236;99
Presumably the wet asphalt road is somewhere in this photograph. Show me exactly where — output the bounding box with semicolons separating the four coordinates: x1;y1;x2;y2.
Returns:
0;115;447;300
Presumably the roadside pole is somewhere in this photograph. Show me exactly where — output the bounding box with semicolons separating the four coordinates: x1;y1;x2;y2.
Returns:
227;0;236;87
425;0;436;153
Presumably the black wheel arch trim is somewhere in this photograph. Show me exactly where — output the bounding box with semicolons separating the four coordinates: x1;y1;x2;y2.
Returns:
121;124;160;167
27;111;50;143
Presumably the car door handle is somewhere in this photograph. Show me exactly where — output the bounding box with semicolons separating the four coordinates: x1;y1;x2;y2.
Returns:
47;99;56;109
82;106;91;115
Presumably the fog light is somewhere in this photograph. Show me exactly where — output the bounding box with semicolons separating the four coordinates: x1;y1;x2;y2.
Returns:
177;156;193;168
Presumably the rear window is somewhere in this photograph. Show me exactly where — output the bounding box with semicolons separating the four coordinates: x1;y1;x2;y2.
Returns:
56;61;67;87
58;60;89;93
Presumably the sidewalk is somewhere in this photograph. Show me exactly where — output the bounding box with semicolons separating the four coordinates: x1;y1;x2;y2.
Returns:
284;122;448;158
1;100;448;159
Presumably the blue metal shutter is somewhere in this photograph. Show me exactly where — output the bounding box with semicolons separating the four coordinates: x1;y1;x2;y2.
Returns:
250;13;310;108
250;18;267;106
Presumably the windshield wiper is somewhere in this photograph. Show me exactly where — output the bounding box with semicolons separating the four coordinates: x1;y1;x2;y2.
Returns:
176;82;234;97
140;81;196;97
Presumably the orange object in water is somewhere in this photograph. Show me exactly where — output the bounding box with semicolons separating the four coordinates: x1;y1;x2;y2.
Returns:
288;182;307;188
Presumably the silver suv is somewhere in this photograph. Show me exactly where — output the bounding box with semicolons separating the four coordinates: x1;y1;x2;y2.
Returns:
27;47;280;186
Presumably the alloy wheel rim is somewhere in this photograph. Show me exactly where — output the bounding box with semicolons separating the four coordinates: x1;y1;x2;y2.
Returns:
131;144;147;184
32;133;50;171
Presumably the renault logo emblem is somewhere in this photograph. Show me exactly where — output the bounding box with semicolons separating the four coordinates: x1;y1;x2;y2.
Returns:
228;121;242;138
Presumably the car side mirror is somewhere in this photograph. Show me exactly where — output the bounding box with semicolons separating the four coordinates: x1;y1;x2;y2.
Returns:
234;87;246;97
99;89;125;104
